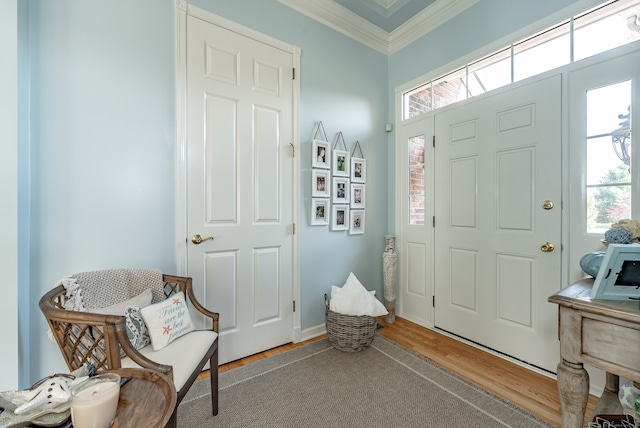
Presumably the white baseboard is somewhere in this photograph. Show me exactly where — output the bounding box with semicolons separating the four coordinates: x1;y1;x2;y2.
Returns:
297;323;326;343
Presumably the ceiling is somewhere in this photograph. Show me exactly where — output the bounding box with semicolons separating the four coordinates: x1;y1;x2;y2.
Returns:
332;0;439;33
278;0;479;54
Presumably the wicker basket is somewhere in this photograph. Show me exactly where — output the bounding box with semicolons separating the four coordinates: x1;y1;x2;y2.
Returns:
325;294;377;352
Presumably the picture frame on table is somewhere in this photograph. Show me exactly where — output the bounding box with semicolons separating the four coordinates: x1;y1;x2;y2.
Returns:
333;177;350;204
312;139;330;169
332;149;350;177
310;198;329;226
350;157;366;183
331;205;349;231
349;209;365;235
591;243;640;300
311;169;330;198
350;183;365;209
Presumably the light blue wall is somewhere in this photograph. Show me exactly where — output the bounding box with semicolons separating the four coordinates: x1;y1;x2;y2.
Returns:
21;0;388;383
27;0;178;382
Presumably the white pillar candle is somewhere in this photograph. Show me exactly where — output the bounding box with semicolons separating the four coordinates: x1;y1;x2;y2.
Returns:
71;374;121;428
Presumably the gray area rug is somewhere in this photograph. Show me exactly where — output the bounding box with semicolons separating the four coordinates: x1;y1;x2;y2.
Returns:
178;335;554;427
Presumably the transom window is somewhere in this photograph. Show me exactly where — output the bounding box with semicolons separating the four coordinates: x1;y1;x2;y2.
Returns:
403;0;640;119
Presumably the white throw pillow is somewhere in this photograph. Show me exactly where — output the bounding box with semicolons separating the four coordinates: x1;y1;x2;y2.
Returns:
330;272;387;317
140;291;195;351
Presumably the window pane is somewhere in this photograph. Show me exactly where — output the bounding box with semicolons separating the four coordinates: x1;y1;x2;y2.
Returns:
432;68;467;110
404;84;431;120
587;136;630;185
586;80;631;136
585;79;633;234
467;48;511;96
574;0;640;62
408;135;425;225
513;22;570;82
586;185;632;232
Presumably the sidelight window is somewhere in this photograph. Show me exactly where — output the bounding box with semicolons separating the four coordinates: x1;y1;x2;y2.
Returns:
408;135;426;225
585;81;632;233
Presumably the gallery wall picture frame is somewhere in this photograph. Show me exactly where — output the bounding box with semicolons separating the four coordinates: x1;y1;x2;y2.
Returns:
311;169;330;198
312;139;330;169
311;121;330;169
332;150;350;177
331;205;349;231
349;209;365;235
350;157;366;183
332;132;350;177
350;141;365;183
350;183;365;209
333;177;350;204
591;243;640;300
310;198;329;226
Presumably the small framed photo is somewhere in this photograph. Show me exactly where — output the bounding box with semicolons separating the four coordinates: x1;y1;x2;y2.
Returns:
591;243;640;300
331;205;349;231
350;183;365;209
332;150;350;177
333;177;350;204
349;209;365;235
311;169;330;198
310;198;329;226
312;139;330;169
351;157;366;183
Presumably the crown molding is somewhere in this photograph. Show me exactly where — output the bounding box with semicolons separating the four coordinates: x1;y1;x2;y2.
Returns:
279;0;390;53
278;0;479;55
388;0;479;54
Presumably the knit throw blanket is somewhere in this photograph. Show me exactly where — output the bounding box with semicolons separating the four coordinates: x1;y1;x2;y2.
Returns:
56;268;165;311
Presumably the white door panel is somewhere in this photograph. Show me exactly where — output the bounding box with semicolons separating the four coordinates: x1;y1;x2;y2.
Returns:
186;15;295;364
434;75;562;373
397;118;434;326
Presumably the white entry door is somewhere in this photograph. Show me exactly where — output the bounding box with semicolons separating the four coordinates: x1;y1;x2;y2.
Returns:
185;15;296;364
434;75;562;373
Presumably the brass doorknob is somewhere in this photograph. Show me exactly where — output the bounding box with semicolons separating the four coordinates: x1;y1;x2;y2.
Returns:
542;200;554;210
191;234;214;244
540;242;555;252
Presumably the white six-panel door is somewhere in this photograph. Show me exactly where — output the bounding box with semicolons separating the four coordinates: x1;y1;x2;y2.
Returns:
185;15;296;364
433;75;562;372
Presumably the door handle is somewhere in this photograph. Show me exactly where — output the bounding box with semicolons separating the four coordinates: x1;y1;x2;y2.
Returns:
191;234;214;244
540;242;555;252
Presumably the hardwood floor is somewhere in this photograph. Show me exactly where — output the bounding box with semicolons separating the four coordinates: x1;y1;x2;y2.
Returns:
205;316;599;427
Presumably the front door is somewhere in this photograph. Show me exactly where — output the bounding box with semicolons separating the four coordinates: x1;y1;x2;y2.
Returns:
433;75;562;372
185;15;296;364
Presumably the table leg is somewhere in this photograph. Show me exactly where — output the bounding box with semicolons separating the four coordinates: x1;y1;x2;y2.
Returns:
557;359;589;428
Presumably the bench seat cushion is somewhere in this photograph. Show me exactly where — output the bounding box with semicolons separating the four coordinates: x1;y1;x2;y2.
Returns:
120;330;218;392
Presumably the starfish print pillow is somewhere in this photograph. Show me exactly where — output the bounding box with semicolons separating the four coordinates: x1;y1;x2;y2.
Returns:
140;291;195;351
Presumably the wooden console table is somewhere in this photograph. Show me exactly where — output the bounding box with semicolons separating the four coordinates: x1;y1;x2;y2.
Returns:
548;278;640;428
